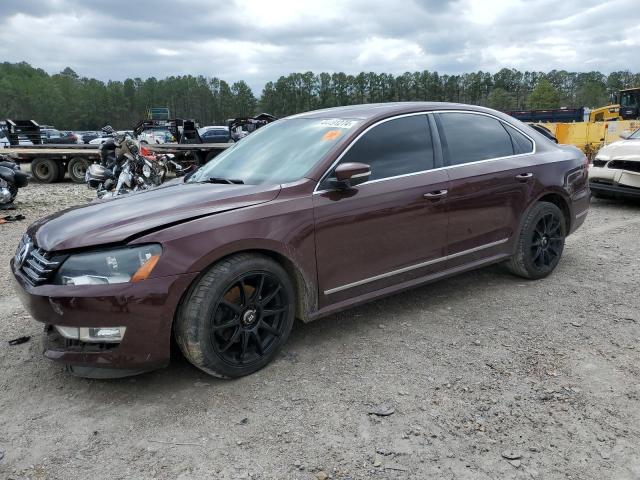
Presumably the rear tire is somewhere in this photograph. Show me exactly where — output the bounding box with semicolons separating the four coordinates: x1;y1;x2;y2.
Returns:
68;157;89;183
506;202;566;279
175;253;295;378
31;158;59;183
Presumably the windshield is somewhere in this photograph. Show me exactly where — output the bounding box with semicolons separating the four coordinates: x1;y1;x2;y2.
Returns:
188;118;360;185
620;91;640;109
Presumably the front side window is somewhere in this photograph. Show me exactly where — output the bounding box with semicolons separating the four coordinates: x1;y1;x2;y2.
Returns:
437;113;516;165
323;115;434;187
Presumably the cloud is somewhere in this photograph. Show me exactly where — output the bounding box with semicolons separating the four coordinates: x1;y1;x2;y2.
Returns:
0;0;638;94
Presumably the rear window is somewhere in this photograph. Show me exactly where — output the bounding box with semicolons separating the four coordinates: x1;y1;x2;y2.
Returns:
437;112;515;165
504;124;534;154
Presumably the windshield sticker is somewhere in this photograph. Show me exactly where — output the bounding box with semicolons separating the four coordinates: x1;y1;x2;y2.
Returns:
322;130;343;141
318;119;358;129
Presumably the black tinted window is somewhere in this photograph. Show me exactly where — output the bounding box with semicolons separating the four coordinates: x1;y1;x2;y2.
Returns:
334;115;433;182
503;123;534;154
438;113;514;165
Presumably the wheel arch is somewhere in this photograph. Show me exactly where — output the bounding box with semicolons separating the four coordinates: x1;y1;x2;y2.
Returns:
533;190;572;233
173;246;317;330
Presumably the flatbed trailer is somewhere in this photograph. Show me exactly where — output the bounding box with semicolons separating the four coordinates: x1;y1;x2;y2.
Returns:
2;145;100;183
145;142;232;165
2;141;232;183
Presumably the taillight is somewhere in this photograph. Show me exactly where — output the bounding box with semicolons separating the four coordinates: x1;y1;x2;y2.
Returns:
140;145;151;156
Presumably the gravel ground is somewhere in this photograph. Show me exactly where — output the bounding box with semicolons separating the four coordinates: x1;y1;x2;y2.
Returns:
0;179;639;480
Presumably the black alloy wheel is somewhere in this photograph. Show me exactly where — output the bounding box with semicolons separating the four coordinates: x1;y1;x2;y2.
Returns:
175;253;296;378
210;272;289;366
530;212;563;269
506;201;566;279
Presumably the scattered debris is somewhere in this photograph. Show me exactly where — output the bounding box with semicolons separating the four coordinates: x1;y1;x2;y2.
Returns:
315;471;329;480
8;336;30;346
368;404;395;417
384;464;409;472
509;459;522;468
147;439;204;447
501;450;523;460
570;322;583;327
0;449;4;462
0;214;25;224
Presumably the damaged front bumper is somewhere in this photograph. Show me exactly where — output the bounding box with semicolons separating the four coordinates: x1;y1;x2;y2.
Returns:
11;257;198;378
589;166;640;199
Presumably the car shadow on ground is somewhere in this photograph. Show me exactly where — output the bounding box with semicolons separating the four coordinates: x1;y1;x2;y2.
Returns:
57;262;517;393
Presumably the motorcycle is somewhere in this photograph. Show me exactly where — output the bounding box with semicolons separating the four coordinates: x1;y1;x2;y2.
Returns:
86;126;182;198
0;155;29;209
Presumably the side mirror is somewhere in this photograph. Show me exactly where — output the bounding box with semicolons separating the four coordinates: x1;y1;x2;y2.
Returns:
330;162;371;190
620;130;632;140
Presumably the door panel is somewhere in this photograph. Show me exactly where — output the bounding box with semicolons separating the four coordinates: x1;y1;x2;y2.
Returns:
445;157;534;263
313;170;449;307
433;112;537;266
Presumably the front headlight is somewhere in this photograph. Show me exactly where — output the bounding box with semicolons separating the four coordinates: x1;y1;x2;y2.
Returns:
54;244;162;285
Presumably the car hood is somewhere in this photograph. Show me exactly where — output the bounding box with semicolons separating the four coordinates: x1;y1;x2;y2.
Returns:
596;140;640;161
29;181;281;251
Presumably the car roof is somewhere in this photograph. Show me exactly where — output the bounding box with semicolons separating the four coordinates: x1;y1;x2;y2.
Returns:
287;102;508;122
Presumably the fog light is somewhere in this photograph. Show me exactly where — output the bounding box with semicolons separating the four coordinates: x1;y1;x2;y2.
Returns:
54;326;126;343
80;327;126;343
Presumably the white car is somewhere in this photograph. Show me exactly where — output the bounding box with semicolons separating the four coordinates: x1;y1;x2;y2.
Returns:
88;131;133;145
137;128;175;144
590;128;640;199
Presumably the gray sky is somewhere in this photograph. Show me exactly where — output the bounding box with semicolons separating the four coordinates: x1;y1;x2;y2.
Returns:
0;0;638;93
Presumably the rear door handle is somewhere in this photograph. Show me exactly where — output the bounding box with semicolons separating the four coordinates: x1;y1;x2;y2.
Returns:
423;189;448;199
515;172;534;181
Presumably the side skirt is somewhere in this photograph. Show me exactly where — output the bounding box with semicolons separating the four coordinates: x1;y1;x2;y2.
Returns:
306;253;510;322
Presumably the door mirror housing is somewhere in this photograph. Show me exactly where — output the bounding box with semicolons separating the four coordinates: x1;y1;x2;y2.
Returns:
329;162;371;190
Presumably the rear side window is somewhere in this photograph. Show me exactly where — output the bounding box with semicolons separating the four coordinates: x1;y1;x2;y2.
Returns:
437;112;514;165
332;115;434;183
503;123;534;154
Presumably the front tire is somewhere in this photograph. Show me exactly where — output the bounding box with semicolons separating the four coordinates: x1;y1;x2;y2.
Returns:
175;254;295;378
506;202;566;279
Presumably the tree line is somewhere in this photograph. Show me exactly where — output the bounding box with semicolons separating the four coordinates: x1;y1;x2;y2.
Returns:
0;61;639;130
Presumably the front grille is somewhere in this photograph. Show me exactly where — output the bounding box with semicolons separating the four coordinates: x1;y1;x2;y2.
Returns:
15;237;66;286
607;160;640;173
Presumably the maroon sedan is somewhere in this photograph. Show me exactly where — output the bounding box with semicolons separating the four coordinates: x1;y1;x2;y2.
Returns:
11;103;590;378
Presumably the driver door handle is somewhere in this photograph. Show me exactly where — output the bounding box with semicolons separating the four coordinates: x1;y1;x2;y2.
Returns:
423;189;448;199
515;172;534;181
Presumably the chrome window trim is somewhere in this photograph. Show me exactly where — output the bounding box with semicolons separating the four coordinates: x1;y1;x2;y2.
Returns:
313;109;537;194
324;237;510;295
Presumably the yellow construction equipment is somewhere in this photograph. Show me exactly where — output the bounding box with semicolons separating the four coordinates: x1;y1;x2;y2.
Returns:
537;120;640;159
589;87;640;122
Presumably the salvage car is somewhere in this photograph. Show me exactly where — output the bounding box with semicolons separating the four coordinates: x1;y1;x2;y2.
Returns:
589;128;640;199
11;103;590;379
